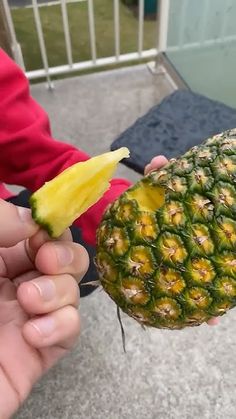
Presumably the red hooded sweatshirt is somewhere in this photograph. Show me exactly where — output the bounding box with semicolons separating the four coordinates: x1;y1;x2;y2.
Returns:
0;49;131;245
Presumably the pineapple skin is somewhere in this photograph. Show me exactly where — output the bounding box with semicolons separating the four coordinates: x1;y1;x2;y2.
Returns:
96;129;236;329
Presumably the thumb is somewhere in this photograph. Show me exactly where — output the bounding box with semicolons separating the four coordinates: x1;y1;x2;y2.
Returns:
0;199;39;247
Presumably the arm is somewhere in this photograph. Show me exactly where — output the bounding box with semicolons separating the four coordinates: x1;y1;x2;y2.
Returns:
0;49;90;189
0;49;131;245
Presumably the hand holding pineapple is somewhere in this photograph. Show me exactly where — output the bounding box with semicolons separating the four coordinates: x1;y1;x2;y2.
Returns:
30;130;235;330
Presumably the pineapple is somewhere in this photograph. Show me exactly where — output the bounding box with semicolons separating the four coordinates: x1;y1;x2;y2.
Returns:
30;129;236;330
96;129;236;329
30;147;130;237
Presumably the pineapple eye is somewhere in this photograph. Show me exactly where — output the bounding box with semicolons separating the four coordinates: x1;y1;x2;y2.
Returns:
187;224;215;256
161;201;186;228
213;217;236;251
96;252;118;283
186;194;214;222
155;268;186;296
127;307;152;325
214;277;236;298
115;198;138;223
154;297;182;321
184;287;212;309
221;137;236;154
149;169;170;184
212;155;236;180
210;300;232;317
134;212;158;242
120;278;150;305
157;232;187;265
195;147;217;166
205;133;222;145
214;252;236;276
172;158;193;175
188;167;214;193
212;182;236;216
187;258;215;285
185;311;209;326
96;222;109;246
104;226;130;256
167;176;187;196
126;246;155;278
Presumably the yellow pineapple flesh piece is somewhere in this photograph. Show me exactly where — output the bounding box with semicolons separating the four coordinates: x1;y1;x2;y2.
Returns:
30;148;129;237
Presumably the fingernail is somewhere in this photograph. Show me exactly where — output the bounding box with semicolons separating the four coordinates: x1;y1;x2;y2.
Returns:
17;206;36;226
54;245;73;267
31;278;55;301
144;163;151;175
29;316;55;337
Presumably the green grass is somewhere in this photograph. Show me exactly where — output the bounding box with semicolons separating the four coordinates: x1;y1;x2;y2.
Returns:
12;0;157;73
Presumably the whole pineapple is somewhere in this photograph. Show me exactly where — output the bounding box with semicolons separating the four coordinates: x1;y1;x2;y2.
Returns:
30;129;236;330
96;129;236;329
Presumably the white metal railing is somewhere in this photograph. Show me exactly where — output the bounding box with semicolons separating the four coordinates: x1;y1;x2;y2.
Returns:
4;0;167;85
87;0;96;64
61;0;73;67
2;0;25;69
114;0;120;60
4;0;236;86
31;0;51;86
157;0;169;52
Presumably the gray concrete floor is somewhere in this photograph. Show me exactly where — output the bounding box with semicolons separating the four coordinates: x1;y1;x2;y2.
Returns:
15;65;236;419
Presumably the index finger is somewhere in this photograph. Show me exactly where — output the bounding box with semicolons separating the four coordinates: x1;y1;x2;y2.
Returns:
144;155;168;175
0;199;39;247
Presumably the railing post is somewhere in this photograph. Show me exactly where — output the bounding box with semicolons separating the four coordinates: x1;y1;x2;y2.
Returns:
61;0;73;67
88;0;97;64
32;0;54;89
113;0;120;60
157;0;170;53
147;0;170;74
138;0;144;57
0;3;12;57
1;0;25;69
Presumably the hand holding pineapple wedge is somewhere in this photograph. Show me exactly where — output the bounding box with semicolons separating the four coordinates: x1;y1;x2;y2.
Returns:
0;199;90;417
30;129;236;330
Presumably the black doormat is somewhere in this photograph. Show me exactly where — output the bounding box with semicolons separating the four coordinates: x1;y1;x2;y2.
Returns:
110;90;236;174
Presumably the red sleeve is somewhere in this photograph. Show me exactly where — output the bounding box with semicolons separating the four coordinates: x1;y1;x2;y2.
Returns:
0;49;131;245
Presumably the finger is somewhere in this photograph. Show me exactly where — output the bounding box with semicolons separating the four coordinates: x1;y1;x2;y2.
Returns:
144;155;168;175
0;200;39;247
35;241;89;281
27;228;72;262
207;317;219;326
0;277;16;301
13;270;43;287
0;229;66;280
17;273;79;314
0;241;34;279
22;305;80;349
